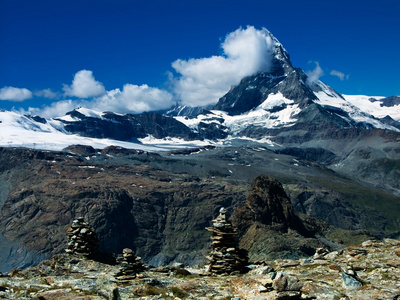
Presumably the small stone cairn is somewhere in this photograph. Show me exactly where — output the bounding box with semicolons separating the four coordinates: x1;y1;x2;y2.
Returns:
115;248;145;280
65;217;99;258
206;207;249;275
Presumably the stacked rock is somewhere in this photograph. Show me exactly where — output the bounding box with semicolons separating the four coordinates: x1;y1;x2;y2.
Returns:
115;248;145;279
65;217;99;258
206;207;249;275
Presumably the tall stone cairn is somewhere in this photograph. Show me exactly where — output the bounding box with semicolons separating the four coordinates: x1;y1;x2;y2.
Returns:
115;248;145;280
206;207;249;275
65;217;99;258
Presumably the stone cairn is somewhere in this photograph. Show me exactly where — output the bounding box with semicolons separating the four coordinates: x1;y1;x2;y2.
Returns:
65;217;99;258
115;248;145;280
206;207;249;275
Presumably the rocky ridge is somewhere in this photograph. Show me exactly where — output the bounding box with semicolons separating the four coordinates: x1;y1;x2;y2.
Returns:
0;238;399;299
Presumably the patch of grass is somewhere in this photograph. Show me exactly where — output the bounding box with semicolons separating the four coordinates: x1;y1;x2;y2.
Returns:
326;228;373;246
131;284;167;298
219;296;235;300
144;287;161;296
170;286;188;298
381;273;392;280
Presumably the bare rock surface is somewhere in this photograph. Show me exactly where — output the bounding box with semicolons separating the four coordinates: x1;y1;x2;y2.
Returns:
0;239;399;299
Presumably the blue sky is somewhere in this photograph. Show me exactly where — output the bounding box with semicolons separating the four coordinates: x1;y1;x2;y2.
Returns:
0;0;399;117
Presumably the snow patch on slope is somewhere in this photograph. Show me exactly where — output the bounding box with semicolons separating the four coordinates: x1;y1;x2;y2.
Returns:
138;135;214;148
0;111;169;152
175;92;301;136
258;92;294;110
313;82;398;130
57;107;106;122
343;95;400;121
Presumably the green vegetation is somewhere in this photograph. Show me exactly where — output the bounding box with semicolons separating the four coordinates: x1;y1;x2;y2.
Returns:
170;286;188;298
144;287;161;296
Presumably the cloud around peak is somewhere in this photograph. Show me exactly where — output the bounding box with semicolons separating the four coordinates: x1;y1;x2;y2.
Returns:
170;26;276;107
306;61;324;85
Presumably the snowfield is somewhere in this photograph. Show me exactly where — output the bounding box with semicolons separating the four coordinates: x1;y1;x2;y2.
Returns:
0;111;167;151
343;94;400;121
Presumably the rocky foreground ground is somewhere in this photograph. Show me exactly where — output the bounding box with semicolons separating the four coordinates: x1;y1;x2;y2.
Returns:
0;239;399;300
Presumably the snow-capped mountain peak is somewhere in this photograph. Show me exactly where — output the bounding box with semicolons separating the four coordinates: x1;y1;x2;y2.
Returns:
1;27;399;151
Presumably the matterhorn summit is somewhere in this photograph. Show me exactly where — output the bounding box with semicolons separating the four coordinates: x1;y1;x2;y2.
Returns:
0;27;399;151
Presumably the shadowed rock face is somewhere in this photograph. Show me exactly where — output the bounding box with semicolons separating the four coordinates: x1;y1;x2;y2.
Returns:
232;175;305;234
58;110;198;141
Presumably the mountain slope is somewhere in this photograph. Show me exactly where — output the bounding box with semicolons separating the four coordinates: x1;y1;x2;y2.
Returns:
2;146;392;273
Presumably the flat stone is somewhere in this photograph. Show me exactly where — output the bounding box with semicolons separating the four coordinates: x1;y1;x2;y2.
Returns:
342;271;362;288
394;248;400;257
275;259;300;268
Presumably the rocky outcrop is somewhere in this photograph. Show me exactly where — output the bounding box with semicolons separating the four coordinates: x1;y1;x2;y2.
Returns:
232;175;310;235
232;175;346;261
0;147;248;272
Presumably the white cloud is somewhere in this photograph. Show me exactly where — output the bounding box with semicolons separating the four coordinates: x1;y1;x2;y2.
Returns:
0;86;33;101
23;99;85;118
93;84;174;114
34;88;60;99
306;61;324;85
330;70;349;80
171;26;276;107
17;26;282;116
63;70;106;98
28;83;174;118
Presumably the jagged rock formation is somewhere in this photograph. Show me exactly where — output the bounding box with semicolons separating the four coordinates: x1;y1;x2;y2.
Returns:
232;175;349;261
205;208;248;274
233;175;305;234
65;217;99;257
0;147;249;272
